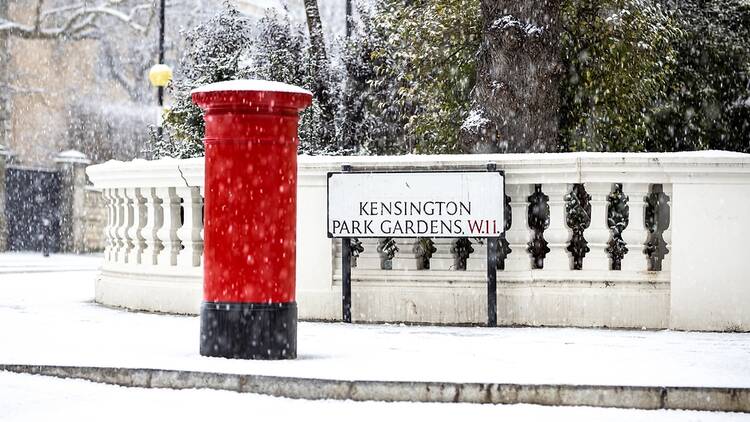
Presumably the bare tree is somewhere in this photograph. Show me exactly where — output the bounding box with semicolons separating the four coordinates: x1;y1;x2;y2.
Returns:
94;0;219;104
98;30;155;102
0;0;153;40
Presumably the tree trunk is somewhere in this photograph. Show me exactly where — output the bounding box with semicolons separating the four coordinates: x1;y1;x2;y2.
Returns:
302;0;337;145
462;0;563;153
302;0;328;65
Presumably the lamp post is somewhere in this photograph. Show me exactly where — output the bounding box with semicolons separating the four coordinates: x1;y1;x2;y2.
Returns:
148;0;171;140
345;0;352;38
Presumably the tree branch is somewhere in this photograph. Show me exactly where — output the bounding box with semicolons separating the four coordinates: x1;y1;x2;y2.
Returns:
0;0;154;40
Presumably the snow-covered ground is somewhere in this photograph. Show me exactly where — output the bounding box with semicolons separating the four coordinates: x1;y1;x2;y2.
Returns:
2;372;747;422
1;253;750;420
0;252;102;273
1;254;749;388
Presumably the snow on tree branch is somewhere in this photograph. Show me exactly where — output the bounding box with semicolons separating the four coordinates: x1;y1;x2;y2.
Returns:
0;0;154;40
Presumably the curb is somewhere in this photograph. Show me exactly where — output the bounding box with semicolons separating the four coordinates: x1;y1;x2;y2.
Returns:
1;364;748;413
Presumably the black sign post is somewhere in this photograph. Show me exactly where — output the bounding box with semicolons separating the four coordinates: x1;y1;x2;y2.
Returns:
341;164;353;323
486;163;498;327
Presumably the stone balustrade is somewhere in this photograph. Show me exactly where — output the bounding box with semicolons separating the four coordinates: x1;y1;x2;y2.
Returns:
86;151;750;331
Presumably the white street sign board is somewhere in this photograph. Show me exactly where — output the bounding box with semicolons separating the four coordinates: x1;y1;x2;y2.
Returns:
327;171;505;238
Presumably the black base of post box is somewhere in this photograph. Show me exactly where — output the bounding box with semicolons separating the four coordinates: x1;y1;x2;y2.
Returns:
200;302;297;360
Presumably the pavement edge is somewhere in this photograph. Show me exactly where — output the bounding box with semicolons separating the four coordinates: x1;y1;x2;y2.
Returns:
1;364;748;413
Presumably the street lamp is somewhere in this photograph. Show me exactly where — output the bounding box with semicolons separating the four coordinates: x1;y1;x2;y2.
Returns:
149;63;172;140
149;0;171;140
149;63;173;97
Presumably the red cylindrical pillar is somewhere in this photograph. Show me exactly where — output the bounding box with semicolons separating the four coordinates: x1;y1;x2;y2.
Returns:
192;80;312;360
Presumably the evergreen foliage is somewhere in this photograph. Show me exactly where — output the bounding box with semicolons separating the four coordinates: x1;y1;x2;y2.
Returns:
338;9;408;154
648;0;750;153
369;0;681;153
371;0;481;154
152;4;251;158
245;10;341;155
151;3;343;158
559;0;680;152
152;0;749;158
373;0;748;153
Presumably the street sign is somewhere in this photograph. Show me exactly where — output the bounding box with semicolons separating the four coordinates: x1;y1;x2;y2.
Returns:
328;167;506;327
327;171;505;238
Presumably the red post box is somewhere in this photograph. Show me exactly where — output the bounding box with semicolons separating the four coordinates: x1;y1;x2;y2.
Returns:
192;80;312;360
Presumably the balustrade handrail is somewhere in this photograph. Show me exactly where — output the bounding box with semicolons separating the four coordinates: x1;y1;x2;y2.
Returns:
89;151;750;186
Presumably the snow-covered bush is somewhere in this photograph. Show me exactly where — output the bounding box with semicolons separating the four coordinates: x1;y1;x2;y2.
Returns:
151;3;251;158
245;10;341;155
151;0;750;158
370;0;480;154
338;6;410;155
559;0;680;152
648;0;750;153
151;3;343;158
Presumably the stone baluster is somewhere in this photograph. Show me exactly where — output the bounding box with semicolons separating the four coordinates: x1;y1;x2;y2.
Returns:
413;237;437;270
466;238;486;272
350;238;380;270
376;237;399;270
176;186;203;267
111;188;125;263
584;183;612;271
620;183;650;272
154;187;181;266
142;187;163;265
392;238;419;270
125;188;146;265
115;188;133;263
102;188;115;262
427;239;456;271
542;183;572;271
505;184;534;272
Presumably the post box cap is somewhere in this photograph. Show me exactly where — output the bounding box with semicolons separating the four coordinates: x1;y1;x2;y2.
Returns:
191;79;313;112
191;79;312;96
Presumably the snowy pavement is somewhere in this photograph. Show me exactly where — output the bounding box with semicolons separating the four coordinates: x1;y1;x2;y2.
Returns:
1;253;749;388
0;251;103;273
1;253;750;419
2;372;747;422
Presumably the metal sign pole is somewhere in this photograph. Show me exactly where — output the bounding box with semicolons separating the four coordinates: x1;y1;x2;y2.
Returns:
486;163;498;327
341;164;352;323
486;237;498;327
